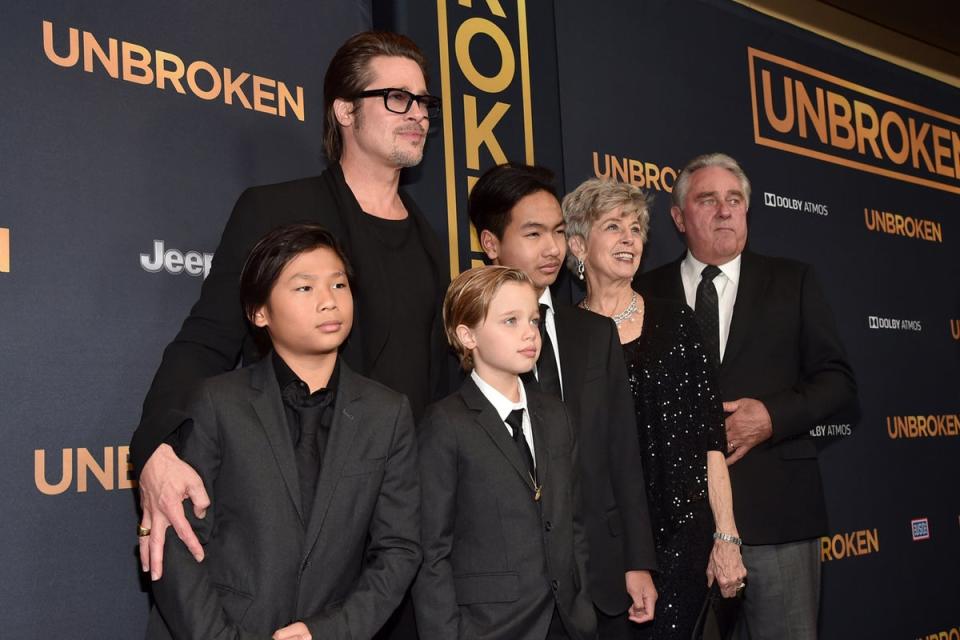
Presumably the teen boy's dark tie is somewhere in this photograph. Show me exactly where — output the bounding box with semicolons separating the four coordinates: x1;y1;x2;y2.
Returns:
534;303;562;397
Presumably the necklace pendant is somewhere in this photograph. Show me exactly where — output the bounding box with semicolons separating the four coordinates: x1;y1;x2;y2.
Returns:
529;472;542;501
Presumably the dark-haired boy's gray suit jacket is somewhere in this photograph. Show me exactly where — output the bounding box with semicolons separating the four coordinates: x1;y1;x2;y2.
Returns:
145;357;421;640
413;378;597;640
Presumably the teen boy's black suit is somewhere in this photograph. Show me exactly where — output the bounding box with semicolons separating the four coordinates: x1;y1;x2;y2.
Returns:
552;304;658;614
145;357;421;639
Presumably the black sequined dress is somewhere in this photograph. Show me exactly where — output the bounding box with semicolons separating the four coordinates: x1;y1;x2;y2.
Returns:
623;297;726;640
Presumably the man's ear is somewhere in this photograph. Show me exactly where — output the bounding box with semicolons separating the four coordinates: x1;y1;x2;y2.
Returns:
479;229;500;262
670;206;686;233
455;324;477;351
334;98;355;127
567;234;587;261
252;306;269;328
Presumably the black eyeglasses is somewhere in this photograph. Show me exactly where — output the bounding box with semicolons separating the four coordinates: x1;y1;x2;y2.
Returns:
353;88;441;118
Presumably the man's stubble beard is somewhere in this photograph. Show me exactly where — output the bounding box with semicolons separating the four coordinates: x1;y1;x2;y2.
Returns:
390;144;424;168
353;106;425;169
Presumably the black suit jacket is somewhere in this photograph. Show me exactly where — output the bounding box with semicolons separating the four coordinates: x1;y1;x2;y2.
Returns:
145;357;421;639
552;304;657;614
132;164;449;471
636;250;857;543
413;378;596;640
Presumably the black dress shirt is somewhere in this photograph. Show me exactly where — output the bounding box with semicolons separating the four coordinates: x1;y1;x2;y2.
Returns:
272;351;339;524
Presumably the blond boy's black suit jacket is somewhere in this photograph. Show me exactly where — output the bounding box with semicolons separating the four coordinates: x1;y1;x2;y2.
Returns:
145;357;421;639
413;378;597;640
636;250;857;543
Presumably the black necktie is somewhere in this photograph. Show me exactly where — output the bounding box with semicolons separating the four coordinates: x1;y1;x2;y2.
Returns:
505;408;536;481
534;303;562;398
695;264;722;369
283;382;335;523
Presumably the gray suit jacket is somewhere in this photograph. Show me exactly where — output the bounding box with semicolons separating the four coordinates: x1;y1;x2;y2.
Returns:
413;378;597;640
145;357;421;639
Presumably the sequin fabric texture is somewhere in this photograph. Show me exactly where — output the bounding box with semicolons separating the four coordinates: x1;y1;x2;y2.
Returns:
623;297;726;639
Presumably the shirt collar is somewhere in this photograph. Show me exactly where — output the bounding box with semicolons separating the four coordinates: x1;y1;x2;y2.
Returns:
537;288;554;313
470;370;527;421
272;350;340;397
682;251;742;286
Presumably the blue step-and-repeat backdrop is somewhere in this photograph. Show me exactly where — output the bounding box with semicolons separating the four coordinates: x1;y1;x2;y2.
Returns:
1;1;956;637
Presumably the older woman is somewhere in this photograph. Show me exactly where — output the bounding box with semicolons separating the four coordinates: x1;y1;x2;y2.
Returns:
562;179;746;639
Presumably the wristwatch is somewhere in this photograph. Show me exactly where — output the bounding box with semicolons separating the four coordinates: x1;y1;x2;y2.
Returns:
713;532;743;546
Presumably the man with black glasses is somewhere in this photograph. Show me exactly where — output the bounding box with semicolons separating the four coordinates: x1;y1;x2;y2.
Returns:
131;33;447;621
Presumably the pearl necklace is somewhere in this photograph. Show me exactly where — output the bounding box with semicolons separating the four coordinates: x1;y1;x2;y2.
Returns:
582;292;640;327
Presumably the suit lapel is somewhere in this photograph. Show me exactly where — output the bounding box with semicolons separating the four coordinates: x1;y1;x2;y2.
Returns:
723;251;765;369
302;364;363;557
324;166;446;373
323;164;392;368
553;304;585;407
461;379;536;492
404;190;447;290
249;357;303;523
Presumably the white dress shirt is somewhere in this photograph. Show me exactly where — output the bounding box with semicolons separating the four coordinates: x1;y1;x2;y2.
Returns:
471;370;536;466
680;252;742;362
536;288;564;398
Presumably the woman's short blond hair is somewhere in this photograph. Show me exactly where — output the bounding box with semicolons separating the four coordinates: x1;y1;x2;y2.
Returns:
561;178;651;271
443;266;534;370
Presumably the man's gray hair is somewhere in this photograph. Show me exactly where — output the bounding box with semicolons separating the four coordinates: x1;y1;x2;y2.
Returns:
671;153;751;209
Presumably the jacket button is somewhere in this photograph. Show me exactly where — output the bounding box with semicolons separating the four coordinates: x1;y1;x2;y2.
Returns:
545;521;552;532
551;579;559;590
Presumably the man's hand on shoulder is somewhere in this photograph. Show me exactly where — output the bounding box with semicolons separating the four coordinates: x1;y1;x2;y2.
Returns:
626;569;657;623
723;398;773;465
138;443;210;580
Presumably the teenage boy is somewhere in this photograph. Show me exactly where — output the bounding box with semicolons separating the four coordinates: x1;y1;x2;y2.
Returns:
468;164;658;637
414;266;597;640
146;224;421;640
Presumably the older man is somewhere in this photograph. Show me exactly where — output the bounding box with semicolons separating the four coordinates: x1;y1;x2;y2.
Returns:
636;153;856;639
